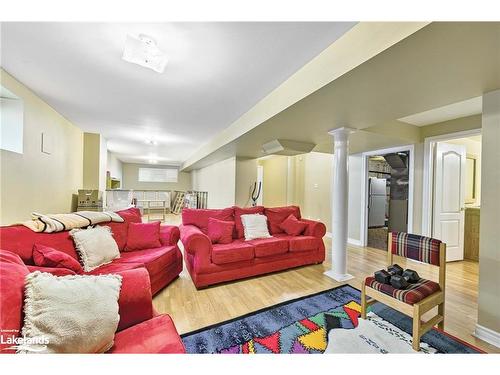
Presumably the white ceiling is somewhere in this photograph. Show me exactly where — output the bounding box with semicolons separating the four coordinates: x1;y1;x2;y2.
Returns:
398;96;482;126
0;22;355;164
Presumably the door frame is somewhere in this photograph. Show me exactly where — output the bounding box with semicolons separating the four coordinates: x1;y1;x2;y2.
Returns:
421;128;481;237
360;144;415;247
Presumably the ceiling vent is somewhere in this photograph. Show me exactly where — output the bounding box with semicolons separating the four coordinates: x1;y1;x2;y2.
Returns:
261;139;316;156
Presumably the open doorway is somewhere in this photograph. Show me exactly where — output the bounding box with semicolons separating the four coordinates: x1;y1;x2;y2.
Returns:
366;152;411;250
360;145;414;250
422;130;482;262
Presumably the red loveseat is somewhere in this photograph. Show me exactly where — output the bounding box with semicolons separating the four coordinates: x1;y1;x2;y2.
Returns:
0;250;185;353
180;205;326;288
0;208;182;295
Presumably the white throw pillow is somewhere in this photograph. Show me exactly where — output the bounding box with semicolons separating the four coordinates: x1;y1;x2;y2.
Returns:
70;226;120;272
241;214;272;241
19;271;122;353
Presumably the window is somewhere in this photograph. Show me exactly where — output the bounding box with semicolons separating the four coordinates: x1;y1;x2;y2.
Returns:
138;167;178;183
0;86;24;154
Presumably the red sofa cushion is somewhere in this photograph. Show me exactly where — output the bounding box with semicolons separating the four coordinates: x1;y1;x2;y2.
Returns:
32;243;84;274
182;208;234;234
288;236;321;252
279;214;307;236
207;218;234;244
101;207;142;251
234;206;264;238
115;207;142;222
108;314;185;353
0;250;29;353
125;222;161;251
264;206;301;235
88;261;145;275
0;225;79;264
212;241;255;265
250;237;289;257
26;265;77;276
119;246;178;277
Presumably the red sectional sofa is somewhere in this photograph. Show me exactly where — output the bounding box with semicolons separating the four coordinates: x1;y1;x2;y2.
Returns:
0;207;182;295
180;205;326;288
0;249;185;353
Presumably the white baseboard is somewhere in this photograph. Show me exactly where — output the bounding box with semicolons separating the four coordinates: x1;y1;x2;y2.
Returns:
348;237;362;246
474;324;500;348
323;233;362;247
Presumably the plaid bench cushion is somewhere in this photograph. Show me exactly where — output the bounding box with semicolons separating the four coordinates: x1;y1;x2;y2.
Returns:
365;276;441;305
391;232;442;266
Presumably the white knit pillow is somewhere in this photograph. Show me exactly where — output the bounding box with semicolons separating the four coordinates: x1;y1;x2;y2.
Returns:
19;271;122;353
240;214;272;241
70;226;120;272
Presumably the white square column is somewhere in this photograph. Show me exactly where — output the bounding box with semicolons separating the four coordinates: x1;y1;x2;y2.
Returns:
324;127;355;282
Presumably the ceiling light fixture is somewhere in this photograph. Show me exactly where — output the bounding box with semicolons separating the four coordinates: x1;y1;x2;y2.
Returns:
122;34;168;73
148;159;158;164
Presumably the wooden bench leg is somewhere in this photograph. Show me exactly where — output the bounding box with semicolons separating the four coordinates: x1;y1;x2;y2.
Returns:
438;302;445;330
361;282;367;319
412;304;422;351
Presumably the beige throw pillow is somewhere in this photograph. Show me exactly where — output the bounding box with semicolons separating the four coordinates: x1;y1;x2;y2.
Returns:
70;226;120;272
19;271;122;353
241;214;272;241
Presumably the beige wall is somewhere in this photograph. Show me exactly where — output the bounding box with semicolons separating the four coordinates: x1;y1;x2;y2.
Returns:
420;114;482;139
477;89;500;335
83;133;100;190
259;156;289;207
299;153;333;230
122;163;191;191
235;158;258;207
191;157;236;208
82;133;107;191
254;153;334;230
107;150;123;182
0;69;83;224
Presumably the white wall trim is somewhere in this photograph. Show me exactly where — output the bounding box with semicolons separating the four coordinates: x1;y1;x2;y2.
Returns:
323;232;361;246
359;145;415;247
348;237;362;246
421;128;482;237
474;324;500;348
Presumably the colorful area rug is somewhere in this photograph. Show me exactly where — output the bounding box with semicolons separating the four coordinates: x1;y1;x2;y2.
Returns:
181;284;484;354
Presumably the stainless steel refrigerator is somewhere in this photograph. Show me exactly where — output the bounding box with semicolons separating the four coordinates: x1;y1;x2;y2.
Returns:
368;177;387;228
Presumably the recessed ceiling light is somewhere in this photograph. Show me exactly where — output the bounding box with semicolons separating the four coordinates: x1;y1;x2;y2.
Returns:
122;34;168;73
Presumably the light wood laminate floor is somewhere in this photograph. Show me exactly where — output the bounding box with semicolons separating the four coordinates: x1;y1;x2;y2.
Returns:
153;232;498;353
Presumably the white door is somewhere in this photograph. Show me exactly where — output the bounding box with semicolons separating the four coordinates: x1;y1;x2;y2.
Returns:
432;142;466;262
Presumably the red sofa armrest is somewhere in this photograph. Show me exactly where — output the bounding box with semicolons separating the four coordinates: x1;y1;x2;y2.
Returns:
108;314;185;353
159;225;180;246
301;219;327;238
115;268;154;332
179;224;212;256
26;265;76;277
179;224;212;273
